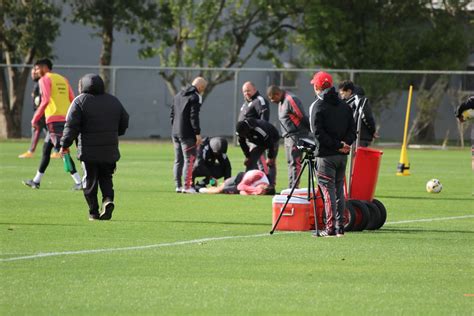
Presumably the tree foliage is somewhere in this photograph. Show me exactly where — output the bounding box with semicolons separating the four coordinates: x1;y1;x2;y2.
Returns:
139;0;303;96
66;0;162;91
0;0;61;138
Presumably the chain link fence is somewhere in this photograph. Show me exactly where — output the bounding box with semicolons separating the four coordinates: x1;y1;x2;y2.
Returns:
3;65;473;144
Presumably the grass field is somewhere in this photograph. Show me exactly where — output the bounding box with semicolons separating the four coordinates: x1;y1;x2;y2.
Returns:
0;140;473;315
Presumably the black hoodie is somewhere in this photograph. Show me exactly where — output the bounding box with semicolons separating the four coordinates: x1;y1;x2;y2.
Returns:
60;74;129;163
171;85;202;138
309;87;356;157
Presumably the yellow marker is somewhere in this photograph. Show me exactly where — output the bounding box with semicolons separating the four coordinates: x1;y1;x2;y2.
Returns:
397;85;413;176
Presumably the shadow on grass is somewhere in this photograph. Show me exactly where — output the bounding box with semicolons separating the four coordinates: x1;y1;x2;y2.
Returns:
376;195;472;201
114;219;270;227
0;222;86;227
377;227;474;234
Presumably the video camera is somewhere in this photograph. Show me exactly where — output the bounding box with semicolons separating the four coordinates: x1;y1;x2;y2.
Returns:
297;137;316;153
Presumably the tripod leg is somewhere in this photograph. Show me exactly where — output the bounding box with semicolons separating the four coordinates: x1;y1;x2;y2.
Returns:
308;158;320;232
270;153;309;235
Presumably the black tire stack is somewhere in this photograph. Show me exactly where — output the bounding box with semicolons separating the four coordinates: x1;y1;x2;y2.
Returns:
343;199;387;232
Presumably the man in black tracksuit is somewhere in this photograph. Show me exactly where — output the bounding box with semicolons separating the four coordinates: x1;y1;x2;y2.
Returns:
60;74;129;221
309;72;356;237
338;80;377;147
267;85;311;188
236;118;280;190
171;77;207;193
192;137;232;188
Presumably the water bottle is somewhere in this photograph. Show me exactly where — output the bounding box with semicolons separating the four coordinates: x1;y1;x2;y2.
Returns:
63;153;73;172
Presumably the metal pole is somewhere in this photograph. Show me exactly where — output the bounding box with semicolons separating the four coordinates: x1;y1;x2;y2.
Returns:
233;69;240;145
111;67;117;96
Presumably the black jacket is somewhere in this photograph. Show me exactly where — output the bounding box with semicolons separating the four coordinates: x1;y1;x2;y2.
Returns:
60;74;129;163
195;137;232;179
455;96;474;119
345;94;376;142
238;91;270;122
171;85;202;138
236;118;280;159
278;91;310;138
309;87;356;157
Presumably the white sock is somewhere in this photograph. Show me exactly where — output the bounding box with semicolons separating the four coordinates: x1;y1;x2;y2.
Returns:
71;172;82;184
33;171;44;183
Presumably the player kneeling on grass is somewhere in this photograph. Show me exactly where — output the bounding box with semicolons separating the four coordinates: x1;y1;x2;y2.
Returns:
199;169;270;195
193;137;232;190
60;74;129;221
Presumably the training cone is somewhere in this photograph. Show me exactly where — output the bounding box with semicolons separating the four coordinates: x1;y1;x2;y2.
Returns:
396;145;410;176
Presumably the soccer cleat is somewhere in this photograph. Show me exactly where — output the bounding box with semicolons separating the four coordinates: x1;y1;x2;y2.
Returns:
176;187;183;193
18;151;34;158
99;200;115;220
336;227;345;237
89;213;100;221
50;151;61;159
22;179;40;189
312;229;336;238
72;182;83;191
182;187;197;194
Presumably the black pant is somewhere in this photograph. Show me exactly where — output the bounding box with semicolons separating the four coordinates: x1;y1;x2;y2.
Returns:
39;122;77;174
82;161;116;215
193;162;228;184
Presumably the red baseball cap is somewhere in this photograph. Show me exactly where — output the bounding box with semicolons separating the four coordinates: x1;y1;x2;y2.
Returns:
310;71;333;90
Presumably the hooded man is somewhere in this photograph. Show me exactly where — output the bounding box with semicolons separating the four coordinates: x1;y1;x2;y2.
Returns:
60;74;129;221
309;71;356;237
193;137;232;189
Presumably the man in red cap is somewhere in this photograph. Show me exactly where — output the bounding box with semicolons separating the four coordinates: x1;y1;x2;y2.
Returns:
309;71;356;237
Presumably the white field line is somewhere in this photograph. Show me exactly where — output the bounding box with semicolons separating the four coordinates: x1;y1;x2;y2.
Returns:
1;215;473;263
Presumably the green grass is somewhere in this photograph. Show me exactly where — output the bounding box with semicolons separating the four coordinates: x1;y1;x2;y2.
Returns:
0;140;473;315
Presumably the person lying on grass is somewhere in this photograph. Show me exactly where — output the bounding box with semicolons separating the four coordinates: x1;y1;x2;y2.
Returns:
199;169;270;195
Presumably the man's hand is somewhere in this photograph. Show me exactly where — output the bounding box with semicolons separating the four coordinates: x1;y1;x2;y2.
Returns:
196;134;203;146
31;122;39;130
59;147;70;158
338;141;351;154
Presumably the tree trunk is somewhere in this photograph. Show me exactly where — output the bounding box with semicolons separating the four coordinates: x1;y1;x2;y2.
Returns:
100;14;114;93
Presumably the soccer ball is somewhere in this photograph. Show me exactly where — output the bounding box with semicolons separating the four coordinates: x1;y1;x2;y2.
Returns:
426;179;442;193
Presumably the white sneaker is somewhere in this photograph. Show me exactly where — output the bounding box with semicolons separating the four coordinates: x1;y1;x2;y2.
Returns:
182;187;197;194
199;187;209;193
176;187;183;193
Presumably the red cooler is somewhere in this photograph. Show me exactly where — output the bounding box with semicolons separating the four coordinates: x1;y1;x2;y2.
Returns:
272;195;313;231
350;147;383;201
278;188;324;230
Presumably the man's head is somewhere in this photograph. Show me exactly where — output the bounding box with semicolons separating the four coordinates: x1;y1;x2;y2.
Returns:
242;81;257;101
236;119;252;138
78;73;105;95
310;71;333;94
266;85;284;104
338;80;354;100
209;137;228;154
192;77;208;94
34;58;53;77
30;68;40;81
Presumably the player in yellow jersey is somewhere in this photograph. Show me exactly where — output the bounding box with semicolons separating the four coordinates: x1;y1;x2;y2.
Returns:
22;59;82;190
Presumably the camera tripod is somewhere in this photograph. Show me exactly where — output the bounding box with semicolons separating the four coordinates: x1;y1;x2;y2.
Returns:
270;148;320;235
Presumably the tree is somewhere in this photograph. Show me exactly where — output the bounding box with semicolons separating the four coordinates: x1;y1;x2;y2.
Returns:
66;0;162;92
0;0;61;138
139;0;302;97
298;0;473;141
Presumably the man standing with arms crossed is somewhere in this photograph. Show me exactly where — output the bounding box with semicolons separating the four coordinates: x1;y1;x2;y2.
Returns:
171;77;207;193
267;85;310;189
309;72;356;237
60;74;129;221
22;59;82;190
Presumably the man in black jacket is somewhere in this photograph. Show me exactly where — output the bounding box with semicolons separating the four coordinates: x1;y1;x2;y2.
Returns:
193;137;232;189
236;118;280;191
309;72;356;237
238;81;270;122
171;77;207;193
60;74;129;221
338;80;377;147
455;96;474;171
267;85;310;188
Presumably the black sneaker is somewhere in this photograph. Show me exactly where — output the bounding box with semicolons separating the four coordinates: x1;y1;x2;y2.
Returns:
99;200;115;220
312;229;336;238
23;179;40;189
336;227;345;237
89;213;100;221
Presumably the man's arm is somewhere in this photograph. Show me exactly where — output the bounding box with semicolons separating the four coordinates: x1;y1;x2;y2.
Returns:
31;76;52;125
238;136;250;157
60;100;82;149
190;95;201;135
67;80;75;102
360;98;376;135
118;104;129;136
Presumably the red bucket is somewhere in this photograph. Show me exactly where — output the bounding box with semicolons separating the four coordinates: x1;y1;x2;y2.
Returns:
350;147;383;201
